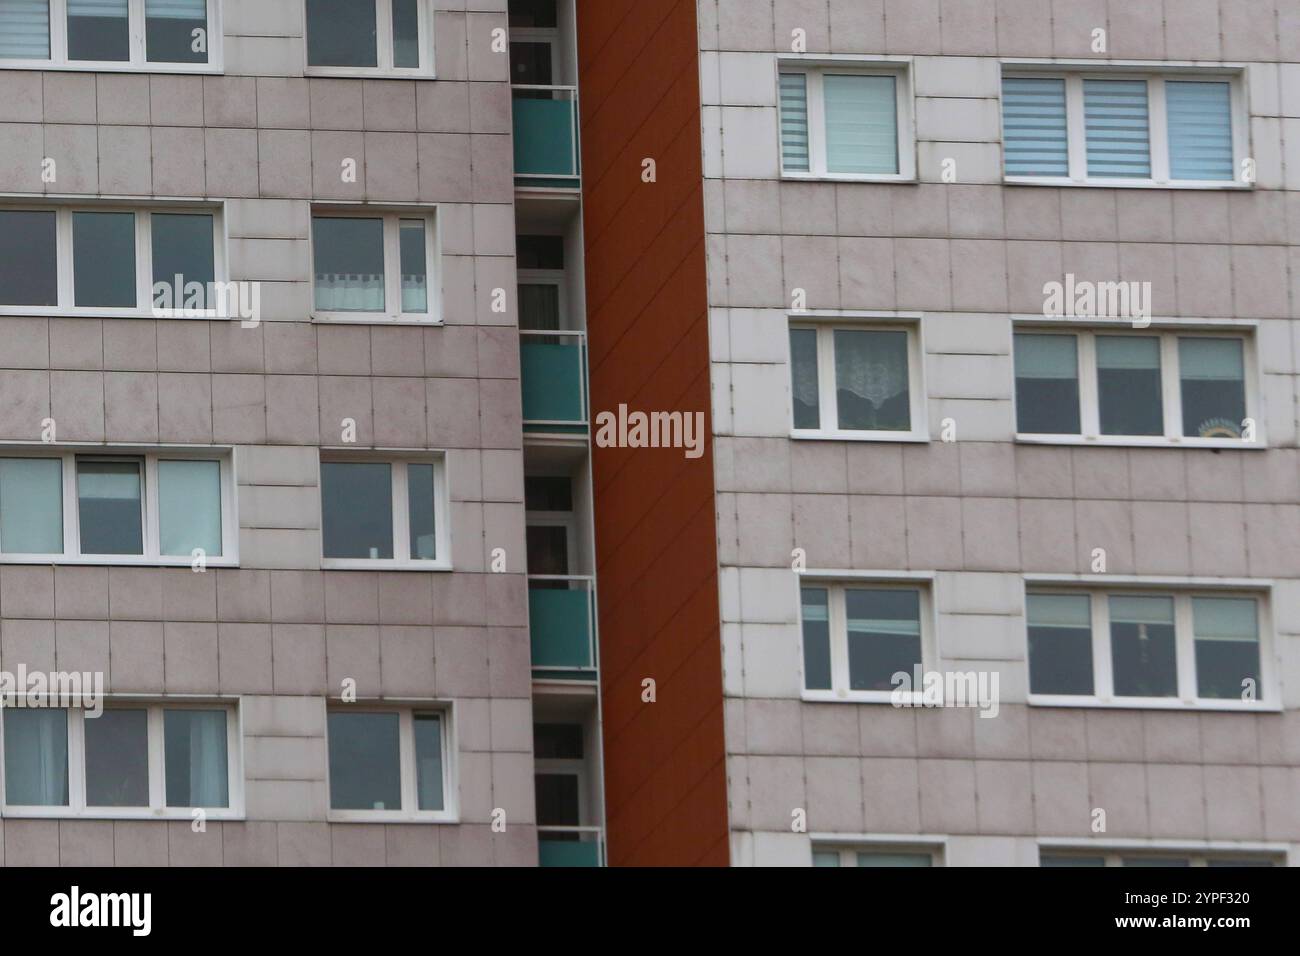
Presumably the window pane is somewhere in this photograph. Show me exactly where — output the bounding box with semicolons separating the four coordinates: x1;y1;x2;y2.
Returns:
164;709;229;807
392;0;419;68
1027;593;1094;696
0;458;62;554
306;0;377;67
1193;597;1259;701
146;0;208;63
313;217;385;312
535;773;580;826
824;74;898;175
1096;336;1163;436
534;723;583;759
510;40;553;85
519;284;561;330
1041;855;1107;867
1109;595;1177;698
414;713;444;811
399;219;428;313
857;851;931;867
321;462;393;559
73;211;137;308
812;851;840;867
158;459;222;558
1002;76;1069;177
1179;338;1245;438
846;588;921;692
834;329;910;431
508;0;556;28
1123;857;1190;867
0;210;57;306
151;213;215;311
779;73;810;172
68;0;128;60
1166;81;1234;181
84;709;149;807
0;0;50;59
4;709;67;806
1084;79;1151;178
77;459;143;556
517;235;564;270
527;525;569;575
789;328;820;429
1014;334;1080;434
801;587;831;691
408;462;437;560
328;711;401;810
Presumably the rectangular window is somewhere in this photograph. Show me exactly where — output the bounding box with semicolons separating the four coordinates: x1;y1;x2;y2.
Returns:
0;450;234;565
789;321;925;440
0;205;223;317
327;707;452;820
320;456;448;568
1;703;238;817
1026;588;1271;709
778;62;913;180
1041;849;1281;867
306;0;432;75
1013;330;1258;446
0;0;216;69
800;581;930;701
814;845;941;867
1001;69;1244;186
311;211;438;322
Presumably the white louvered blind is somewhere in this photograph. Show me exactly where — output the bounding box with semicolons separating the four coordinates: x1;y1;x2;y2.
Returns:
824;73;897;175
1166;80;1234;181
146;0;205;17
0;0;50;59
778;72;810;172
1001;76;1069;177
68;0;128;14
1084;78;1151;178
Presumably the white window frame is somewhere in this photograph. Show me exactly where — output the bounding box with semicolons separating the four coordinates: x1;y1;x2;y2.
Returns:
789;314;929;442
303;0;434;78
1024;580;1278;713
0;203;229;319
777;56;916;183
309;207;442;325
798;572;938;705
0;699;243;820
324;704;457;824
0;446;238;568
1011;322;1264;449
1039;841;1285;867
1000;65;1250;189
318;452;451;571
0;0;223;73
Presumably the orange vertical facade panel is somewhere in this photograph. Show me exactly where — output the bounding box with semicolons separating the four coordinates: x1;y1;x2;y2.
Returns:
574;0;729;866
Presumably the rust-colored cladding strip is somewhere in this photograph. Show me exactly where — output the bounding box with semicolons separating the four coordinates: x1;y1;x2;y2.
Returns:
574;0;729;866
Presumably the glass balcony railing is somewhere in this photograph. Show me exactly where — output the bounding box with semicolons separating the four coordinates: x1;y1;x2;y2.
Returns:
520;329;587;429
529;575;596;678
512;85;580;188
538;827;603;867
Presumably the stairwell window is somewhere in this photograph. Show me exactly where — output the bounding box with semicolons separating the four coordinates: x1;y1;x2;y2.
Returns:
0;0;220;70
305;0;431;75
778;60;914;181
1001;69;1246;187
789;320;927;441
311;210;439;323
1012;329;1259;447
319;455;449;570
1026;587;1274;710
326;707;453;821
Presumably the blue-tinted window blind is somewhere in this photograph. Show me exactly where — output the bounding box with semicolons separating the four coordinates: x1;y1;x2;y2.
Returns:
779;73;810;172
824;73;897;175
1166;80;1234;181
1084;79;1151;178
1002;76;1069;177
0;0;50;58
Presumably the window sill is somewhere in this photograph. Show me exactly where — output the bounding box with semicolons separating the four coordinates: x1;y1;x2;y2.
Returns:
312;312;444;327
1005;176;1252;191
781;172;916;184
0;60;222;75
1028;694;1279;713
791;430;930;443
801;689;923;705
305;66;436;80
321;558;451;572
326;810;458;824
0;555;237;568
1;807;243;821
0;307;236;322
1014;434;1266;450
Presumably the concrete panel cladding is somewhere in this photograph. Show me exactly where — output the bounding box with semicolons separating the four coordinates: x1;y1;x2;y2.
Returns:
575;0;728;865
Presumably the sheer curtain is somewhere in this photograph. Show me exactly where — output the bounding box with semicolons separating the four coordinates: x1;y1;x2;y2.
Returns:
188;710;228;807
314;273;385;312
4;709;68;806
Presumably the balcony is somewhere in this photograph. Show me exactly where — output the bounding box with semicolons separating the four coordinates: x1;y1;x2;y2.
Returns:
529;575;596;679
520;329;587;432
538;827;603;867
512;85;581;189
